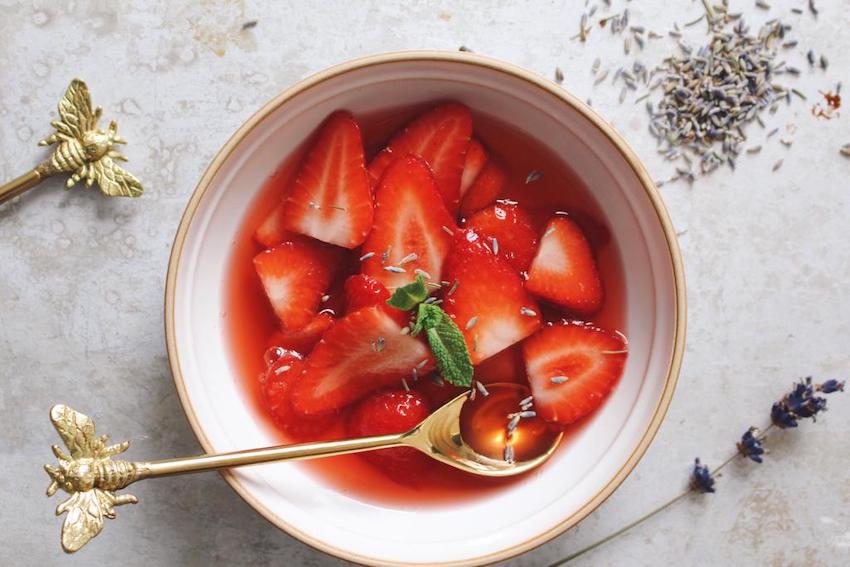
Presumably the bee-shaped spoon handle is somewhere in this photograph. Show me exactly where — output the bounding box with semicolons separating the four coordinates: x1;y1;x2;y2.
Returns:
45;404;405;553
0;79;143;207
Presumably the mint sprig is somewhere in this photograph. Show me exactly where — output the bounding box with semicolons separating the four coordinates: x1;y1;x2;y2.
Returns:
386;275;473;387
412;303;473;387
386;275;430;311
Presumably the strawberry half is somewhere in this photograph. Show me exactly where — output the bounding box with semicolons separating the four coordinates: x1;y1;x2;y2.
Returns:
526;216;604;313
290;305;434;415
266;312;335;355
360;154;455;289
459;159;507;217
387;102;473;215
348;389;433;481
253;240;342;331
282;111;374;249
465;201;539;273
261;349;336;439
367;147;395;187
523;321;627;426
442;229;541;365
460;138;488;197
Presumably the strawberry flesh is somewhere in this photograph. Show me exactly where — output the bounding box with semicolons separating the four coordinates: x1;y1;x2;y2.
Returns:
413;376;466;408
442;229;541;365
344;273;391;312
460;138;488;196
261;349;336;438
367;147;395;187
253;240;342;331
344;273;409;326
473;343;527;385
523;321;627;426
282;111;374;249
387;102;472;215
255;201;298;249
459;159;507;217
360;154;455;289
464;201;538;273
526;216;604;313
265;312;334;356
291;305;433;415
348;389;432;481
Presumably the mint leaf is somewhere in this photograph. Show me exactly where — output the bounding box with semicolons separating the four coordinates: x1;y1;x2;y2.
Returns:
413;303;473;387
386;275;430;311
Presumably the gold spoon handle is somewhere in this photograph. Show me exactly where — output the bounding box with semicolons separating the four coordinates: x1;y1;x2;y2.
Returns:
45;404;412;553
136;432;407;480
0;168;45;205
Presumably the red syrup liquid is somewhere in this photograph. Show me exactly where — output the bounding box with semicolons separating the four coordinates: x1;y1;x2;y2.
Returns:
223;107;627;507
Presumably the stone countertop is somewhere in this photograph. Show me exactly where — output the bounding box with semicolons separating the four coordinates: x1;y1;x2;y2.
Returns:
1;1;848;565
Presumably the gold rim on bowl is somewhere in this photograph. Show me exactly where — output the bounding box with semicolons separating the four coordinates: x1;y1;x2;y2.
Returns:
164;49;687;567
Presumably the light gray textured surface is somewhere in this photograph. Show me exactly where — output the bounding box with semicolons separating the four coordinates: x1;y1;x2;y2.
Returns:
1;1;848;565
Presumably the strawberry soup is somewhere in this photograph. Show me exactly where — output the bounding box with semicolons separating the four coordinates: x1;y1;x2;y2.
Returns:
225;102;627;505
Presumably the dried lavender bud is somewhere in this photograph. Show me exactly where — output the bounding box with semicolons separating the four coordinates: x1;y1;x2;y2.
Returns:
690;458;716;493
737;427;765;463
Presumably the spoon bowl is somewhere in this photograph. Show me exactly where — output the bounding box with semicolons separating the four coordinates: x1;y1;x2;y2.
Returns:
408;383;563;476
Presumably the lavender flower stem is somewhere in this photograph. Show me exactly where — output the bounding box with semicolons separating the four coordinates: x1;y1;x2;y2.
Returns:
546;490;692;567
548;422;775;566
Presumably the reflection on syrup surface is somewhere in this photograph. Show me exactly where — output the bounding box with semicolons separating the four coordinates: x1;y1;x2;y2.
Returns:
461;383;561;463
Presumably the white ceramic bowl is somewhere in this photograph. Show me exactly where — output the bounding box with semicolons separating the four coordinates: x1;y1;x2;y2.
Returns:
165;51;685;566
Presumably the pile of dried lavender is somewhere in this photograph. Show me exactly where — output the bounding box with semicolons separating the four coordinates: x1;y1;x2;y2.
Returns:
573;1;838;183
648;17;794;178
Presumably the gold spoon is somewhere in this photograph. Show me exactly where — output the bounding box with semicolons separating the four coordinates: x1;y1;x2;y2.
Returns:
45;383;562;553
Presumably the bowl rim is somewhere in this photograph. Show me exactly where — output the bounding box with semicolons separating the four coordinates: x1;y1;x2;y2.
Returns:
164;49;686;566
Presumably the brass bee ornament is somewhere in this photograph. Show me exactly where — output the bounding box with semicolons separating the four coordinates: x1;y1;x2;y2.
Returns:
45;405;144;553
0;79;143;206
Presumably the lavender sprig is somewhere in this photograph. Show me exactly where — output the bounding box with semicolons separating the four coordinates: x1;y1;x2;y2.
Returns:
547;377;844;566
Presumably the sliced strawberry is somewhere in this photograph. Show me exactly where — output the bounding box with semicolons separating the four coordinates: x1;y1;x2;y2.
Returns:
348;389;432;481
464;201;538;273
291;305;434;415
282;111;373;249
460;138;488;197
360;155;455;289
344;273;391;311
459;160;507;217
255;201;298;249
253;240;342;331
442;229;541;365
367;147;395;187
261;349;336;438
473;343;527;385
523;321;627;426
387;102;472;214
526;216;604;313
266;312;335;355
344;273;410;326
